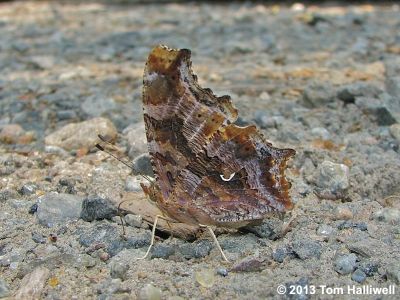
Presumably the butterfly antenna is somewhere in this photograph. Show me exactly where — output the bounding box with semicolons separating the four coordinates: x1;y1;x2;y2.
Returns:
118;200;128;240
95;135;152;183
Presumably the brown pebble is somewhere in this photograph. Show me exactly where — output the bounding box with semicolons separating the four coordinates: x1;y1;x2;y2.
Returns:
334;206;353;220
99;251;110;262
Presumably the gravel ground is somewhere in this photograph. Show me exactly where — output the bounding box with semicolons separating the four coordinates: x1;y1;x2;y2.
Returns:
0;1;400;299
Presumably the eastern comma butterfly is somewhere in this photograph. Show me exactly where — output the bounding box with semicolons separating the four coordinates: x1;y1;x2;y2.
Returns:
140;45;295;261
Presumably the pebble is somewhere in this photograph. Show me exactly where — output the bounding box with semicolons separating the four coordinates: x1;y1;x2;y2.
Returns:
337;82;381;103
81;94;117;118
96;278;126;296
0;124;34;144
386;263;400;284
0;188;19;202
373;208;400;225
314;161;349;194
389;124;400;143
14;266;50;300
125;176;143;192
355;96;397;126
334;254;357;275
272;247;287;263
351;269;367;283
386;76;400;98
124;214;143;228
310;127;330;140
316;224;334;239
0;278;10;298
302;82;335;108
109;260;129;280
195;269;215;288
80;195;118;222
139;284;162;300
18;182;38;196
132;153;154;177
31;232;46;244
151;244;175;259
36;192;83;227
231;257;264;272
291;238;322;260
124;123;148;159
44;117;117;151
358;262;378;277
179;240;212;259
216;268;228;277
334;205;353;220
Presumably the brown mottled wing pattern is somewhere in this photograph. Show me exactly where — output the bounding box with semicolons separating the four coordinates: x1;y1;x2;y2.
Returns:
142;45;295;228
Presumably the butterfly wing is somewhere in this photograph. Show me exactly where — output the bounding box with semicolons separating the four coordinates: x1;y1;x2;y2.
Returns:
142;45;295;227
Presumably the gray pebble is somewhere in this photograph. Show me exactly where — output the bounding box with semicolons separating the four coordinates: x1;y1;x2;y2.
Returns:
359;262;378;277
0;189;19;202
316;224;334;238
110;261;129;280
0;278;10;298
151;244;175;259
80;195;118;222
314;161;349;194
302;82;335;108
351;269;367;283
272;248;287;263
179;240;212;259
31;232;46;244
389;124;400;143
36;193;83;227
216;268;228;277
132;153;154;177
81;94;117;118
19;183;38;196
373;208;400;225
124;214;142;228
310;127;330;140
124;123;148;159
334;254;357;275
386;263;400;284
337;82;381;103
125;176;143;192
292;238;322;260
355;96;397;126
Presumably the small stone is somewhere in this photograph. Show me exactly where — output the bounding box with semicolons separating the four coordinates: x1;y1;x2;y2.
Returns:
231;257;264;272
179;240;212;259
14;266;50;300
81;95;117;118
311;127;330;140
337;82;381;103
125;123;148;159
292;238;322;260
302;82;335;108
139;283;162;300
334;254;357;275
36;193;83;227
351;269;367;283
272;248;287;263
253;111;275;128
151;244;175;259
0;278;10;298
28;203;38;214
195;269;215;288
0;124;28;144
80;195;117;222
124;214;142;228
315;161;349;194
0;188;19;202
334;205;353;220
19;183;38;196
216;268;228;277
31;232;46;244
110;261;129;280
29;55;55;69
132;153;154;177
316;224;334;238
125;176;143;192
386;263;400;284
99;250;110;262
359;262;378;277
389;124;400;143
373;208;400;225
45;117;117;151
355;96;397;126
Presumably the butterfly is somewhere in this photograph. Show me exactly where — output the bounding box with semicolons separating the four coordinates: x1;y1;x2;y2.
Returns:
140;45;295;261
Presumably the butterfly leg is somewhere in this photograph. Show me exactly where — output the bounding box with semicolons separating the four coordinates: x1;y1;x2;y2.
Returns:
136;214;176;260
199;224;229;262
136;215;161;260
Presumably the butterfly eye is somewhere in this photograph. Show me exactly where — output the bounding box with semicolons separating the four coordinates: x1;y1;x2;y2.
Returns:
220;173;235;182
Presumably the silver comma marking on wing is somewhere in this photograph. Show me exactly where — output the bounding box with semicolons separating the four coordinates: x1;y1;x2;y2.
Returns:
220;173;235;181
